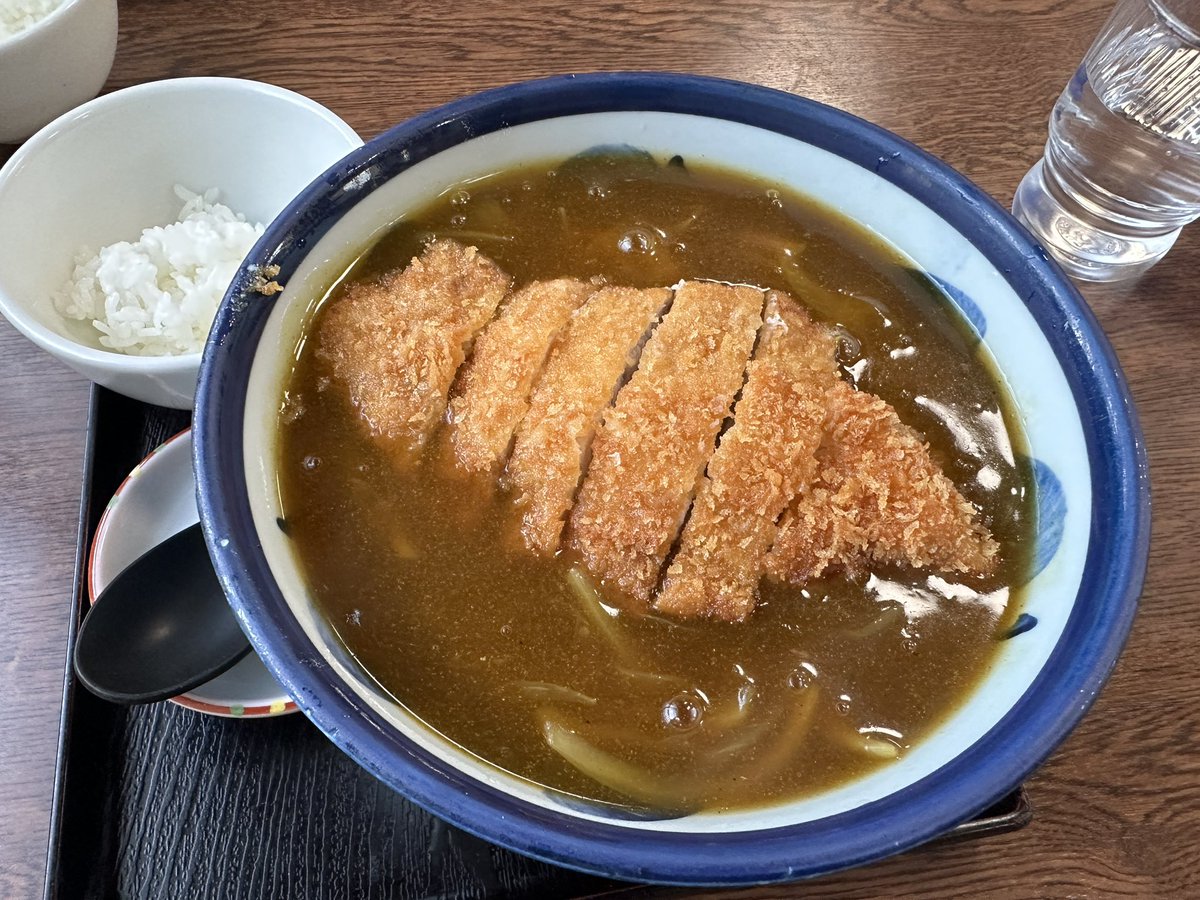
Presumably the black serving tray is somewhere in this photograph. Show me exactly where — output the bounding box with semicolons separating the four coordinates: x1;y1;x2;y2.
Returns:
44;386;1031;899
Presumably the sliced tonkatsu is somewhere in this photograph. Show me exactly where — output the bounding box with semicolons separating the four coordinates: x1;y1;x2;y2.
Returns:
569;281;765;603
656;292;838;622
506;285;671;554
317;239;510;453
449;278;595;475
766;380;999;584
317;238;998;620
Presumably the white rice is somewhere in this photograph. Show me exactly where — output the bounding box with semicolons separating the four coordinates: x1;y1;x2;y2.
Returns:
55;185;265;356
0;0;61;38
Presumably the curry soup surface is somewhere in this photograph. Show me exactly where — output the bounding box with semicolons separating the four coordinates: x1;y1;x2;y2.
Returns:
277;154;1034;813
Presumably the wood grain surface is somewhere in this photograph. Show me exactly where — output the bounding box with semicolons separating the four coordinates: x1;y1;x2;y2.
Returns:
1;0;1197;896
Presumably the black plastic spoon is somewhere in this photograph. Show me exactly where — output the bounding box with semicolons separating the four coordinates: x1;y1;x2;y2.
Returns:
73;522;251;704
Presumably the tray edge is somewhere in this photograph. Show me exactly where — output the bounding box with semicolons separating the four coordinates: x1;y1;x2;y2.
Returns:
42;384;99;900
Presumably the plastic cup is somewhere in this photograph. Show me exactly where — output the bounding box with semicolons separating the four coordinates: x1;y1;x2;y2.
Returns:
1013;0;1200;282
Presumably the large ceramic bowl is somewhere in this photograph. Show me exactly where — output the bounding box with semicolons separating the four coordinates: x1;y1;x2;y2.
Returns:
194;74;1150;885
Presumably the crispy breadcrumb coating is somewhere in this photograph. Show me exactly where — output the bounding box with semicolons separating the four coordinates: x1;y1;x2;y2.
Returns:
766;379;998;583
569;281;764;603
656;292;837;621
317;240;510;453
507;285;671;554
450;278;594;475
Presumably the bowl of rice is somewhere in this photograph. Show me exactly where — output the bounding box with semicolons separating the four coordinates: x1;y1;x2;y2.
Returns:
0;76;362;408
0;0;117;143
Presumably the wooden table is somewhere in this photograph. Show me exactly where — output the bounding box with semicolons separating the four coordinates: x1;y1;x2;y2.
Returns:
2;1;1197;896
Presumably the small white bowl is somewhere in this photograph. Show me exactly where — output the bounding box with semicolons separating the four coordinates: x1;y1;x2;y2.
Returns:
0;0;118;144
0;77;362;409
89;428;296;717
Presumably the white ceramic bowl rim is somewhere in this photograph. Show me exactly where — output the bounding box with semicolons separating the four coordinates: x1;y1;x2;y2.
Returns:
194;73;1150;885
0;76;361;375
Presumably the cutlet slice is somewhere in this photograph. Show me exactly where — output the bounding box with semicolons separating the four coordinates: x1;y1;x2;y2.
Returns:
766;380;998;583
507;285;672;554
317;239;511;453
569;281;765;603
656;292;838;621
449;278;594;475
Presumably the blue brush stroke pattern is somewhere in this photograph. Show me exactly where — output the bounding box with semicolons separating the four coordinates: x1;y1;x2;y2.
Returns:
1031;457;1066;579
1001;612;1039;640
562;143;657;168
929;274;987;339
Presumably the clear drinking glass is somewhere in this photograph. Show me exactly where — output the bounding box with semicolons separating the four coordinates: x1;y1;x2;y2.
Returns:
1013;0;1200;281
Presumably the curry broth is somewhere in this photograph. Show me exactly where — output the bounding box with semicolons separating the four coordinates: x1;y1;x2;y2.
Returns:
278;154;1034;811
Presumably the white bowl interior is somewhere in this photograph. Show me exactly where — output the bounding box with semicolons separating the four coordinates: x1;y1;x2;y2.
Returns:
0;77;361;406
240;111;1092;832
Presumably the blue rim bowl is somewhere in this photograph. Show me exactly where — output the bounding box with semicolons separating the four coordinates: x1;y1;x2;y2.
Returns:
194;72;1150;885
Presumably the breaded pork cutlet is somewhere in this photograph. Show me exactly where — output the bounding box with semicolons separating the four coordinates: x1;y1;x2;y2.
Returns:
449;278;594;475
507;285;671;554
767;379;999;583
656;292;838;621
317;239;510;453
569;281;764;603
